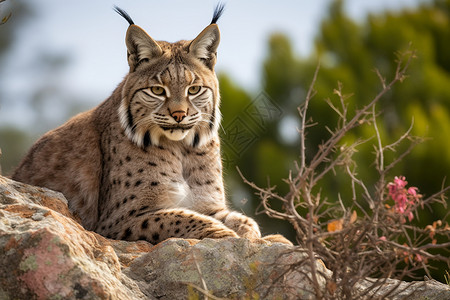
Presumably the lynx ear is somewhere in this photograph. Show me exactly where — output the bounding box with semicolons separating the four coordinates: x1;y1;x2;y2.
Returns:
125;25;163;72
188;24;220;70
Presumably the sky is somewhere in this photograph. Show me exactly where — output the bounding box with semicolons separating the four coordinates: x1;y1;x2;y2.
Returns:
0;0;423;129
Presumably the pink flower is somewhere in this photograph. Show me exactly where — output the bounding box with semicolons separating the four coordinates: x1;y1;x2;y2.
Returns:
407;212;414;222
379;236;387;241
407;187;417;196
394;176;407;188
387;176;421;222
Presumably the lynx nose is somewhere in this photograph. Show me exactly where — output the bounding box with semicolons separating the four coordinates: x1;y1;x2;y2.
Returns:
171;110;187;123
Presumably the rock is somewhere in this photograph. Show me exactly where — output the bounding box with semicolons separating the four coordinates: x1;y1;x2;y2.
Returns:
357;277;450;300
1;175;449;299
0;176;148;300
0;176;326;299
124;238;328;299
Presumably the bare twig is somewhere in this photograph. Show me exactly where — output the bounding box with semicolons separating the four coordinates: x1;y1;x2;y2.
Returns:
192;251;209;298
299;63;321;177
241;50;449;299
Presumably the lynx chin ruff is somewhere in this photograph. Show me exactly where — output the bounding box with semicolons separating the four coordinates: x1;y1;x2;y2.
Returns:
12;5;291;245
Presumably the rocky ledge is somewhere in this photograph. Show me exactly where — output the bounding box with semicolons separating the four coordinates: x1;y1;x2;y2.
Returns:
0;175;449;299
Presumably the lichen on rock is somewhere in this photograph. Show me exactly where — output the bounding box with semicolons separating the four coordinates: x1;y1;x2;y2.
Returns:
1;175;449;300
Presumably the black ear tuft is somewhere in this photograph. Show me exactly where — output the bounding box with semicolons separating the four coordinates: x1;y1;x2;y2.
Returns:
210;3;225;25
114;6;134;26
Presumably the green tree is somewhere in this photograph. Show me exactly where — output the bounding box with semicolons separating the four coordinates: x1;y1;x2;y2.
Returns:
0;127;30;175
220;0;450;281
302;0;450;211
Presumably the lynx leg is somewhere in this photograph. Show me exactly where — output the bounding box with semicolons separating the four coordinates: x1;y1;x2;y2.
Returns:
263;234;293;245
105;209;239;244
212;210;261;239
210;210;292;244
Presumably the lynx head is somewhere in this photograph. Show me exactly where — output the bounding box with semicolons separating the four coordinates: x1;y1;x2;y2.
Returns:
115;5;224;148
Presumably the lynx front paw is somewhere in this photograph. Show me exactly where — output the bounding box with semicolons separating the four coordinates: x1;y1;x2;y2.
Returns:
238;225;262;240
263;234;293;245
216;211;262;239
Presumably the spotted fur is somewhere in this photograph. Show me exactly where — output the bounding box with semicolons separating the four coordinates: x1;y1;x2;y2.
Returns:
12;6;292;246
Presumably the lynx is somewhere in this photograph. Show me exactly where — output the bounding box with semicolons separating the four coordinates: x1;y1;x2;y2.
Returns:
12;6;291;245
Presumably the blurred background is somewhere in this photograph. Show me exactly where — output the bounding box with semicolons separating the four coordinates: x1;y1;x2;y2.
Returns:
1;0;449;281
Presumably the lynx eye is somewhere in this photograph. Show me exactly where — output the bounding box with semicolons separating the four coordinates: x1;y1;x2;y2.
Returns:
188;86;201;95
150;86;166;96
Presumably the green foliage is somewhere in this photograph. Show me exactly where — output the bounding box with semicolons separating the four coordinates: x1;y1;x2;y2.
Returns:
307;0;450;199
219;0;450;281
0;127;30;175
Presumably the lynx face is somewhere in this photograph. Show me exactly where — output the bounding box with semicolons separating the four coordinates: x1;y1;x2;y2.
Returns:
118;17;221;149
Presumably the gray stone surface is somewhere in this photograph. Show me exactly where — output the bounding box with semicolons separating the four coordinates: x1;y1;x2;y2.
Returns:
1;175;449;299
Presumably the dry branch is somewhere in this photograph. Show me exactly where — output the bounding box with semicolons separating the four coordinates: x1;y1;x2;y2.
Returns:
240;49;450;299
